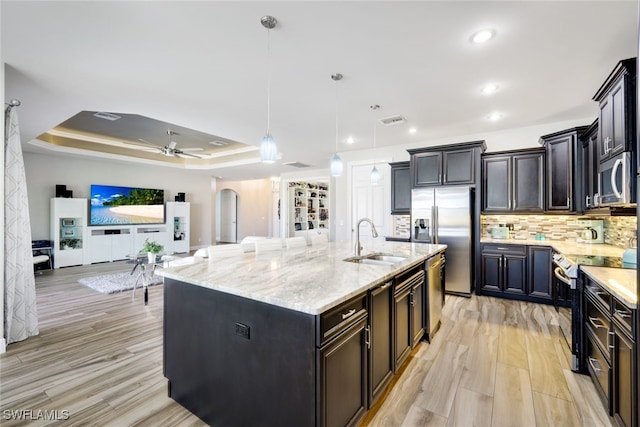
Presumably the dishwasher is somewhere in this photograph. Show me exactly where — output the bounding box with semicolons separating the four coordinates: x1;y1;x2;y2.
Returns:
426;252;444;341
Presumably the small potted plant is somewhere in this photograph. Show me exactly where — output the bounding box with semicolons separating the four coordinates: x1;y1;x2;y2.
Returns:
140;238;164;263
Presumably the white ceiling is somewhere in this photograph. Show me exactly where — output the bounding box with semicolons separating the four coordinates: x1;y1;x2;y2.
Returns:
2;1;638;181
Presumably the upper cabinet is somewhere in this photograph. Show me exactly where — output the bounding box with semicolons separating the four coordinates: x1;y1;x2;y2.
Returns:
482;148;545;213
580;120;600;211
389;161;411;214
539;127;588;213
593;58;636;162
408;141;486;188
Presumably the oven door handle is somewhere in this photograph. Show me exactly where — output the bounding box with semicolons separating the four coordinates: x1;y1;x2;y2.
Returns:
554;266;573;286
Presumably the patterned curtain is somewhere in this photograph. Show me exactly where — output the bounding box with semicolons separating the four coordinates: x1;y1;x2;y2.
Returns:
4;107;39;344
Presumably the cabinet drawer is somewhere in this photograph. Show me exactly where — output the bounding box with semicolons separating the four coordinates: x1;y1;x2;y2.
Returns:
584;281;612;312
585;294;612;359
585;330;611;409
317;294;367;347
482;244;526;256
612;299;634;337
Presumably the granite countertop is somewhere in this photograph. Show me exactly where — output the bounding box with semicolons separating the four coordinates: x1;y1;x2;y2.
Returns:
580;266;637;309
481;238;625;257
156;241;446;315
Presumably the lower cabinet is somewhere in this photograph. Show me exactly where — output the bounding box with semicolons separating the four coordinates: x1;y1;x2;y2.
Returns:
582;275;638;427
480;243;553;303
393;267;426;370
318;315;368;427
368;281;394;405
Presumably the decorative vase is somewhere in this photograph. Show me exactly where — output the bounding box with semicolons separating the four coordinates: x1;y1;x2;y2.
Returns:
148;252;157;264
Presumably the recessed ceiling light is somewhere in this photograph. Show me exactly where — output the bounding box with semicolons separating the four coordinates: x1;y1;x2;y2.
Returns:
488;112;503;121
481;84;499;95
471;29;495;44
409;128;417;134
346;136;355;144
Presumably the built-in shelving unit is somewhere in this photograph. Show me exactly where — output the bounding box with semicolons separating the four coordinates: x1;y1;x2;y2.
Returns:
288;182;329;242
166;202;190;254
51;198;89;268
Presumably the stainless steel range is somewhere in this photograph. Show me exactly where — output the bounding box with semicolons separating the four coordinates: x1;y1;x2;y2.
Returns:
552;252;625;372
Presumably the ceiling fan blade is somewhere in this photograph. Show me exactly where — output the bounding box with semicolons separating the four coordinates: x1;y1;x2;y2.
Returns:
136;138;161;147
177;151;205;159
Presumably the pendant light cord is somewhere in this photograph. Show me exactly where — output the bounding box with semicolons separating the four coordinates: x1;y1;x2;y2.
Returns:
266;27;271;135
334;79;338;152
373;122;376;167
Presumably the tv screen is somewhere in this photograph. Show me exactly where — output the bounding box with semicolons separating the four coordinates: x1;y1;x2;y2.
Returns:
90;184;165;226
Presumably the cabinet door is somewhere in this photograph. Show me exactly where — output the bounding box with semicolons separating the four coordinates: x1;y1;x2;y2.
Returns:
503;255;526;295
527;246;552;300
368;283;394;405
613;328;635;427
599;97;613;161
609;77;627;157
482;156;511;212
393;285;412;370
481;253;502;292
411;279;425;348
412;152;442;187
390;164;411;214
443;149;474;184
581;128;599;209
546;135;574;211
513;153;544;212
318;316;368;427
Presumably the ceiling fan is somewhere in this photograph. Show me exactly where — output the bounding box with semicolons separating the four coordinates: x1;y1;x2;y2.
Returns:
136;130;206;159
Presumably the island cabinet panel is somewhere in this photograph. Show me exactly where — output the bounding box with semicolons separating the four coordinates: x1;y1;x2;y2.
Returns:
163;278;317;427
368;281;394;405
393;266;426;370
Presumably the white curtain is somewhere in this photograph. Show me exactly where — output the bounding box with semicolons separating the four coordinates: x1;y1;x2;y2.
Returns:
4;107;38;344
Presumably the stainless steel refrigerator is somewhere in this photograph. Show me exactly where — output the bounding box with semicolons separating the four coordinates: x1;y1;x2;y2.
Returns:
411;186;474;296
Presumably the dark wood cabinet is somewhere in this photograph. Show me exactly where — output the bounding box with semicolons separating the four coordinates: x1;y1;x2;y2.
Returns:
408;141;486;188
593;58;636;162
580;120;600;210
318;315;369;427
368;281;394;405
482;148;544;213
393;267;425;370
480;244;553;304
540;127;588;213
389;161;411;214
480;244;526;296
582;276;638;427
527;246;552;300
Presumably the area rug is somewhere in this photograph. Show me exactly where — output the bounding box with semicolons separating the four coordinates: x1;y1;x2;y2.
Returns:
78;272;162;294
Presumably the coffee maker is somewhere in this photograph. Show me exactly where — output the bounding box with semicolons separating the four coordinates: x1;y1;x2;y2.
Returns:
575;219;604;244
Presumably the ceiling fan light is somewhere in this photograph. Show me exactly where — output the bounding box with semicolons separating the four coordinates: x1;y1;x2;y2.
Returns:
260;134;277;163
370;165;380;185
330;153;343;177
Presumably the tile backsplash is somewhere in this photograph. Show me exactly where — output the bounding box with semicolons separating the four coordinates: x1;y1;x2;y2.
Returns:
482;215;637;248
392;215;411;238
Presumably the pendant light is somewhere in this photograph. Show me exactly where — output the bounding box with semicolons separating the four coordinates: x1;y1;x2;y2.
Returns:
260;16;278;163
370;121;380;185
330;73;344;176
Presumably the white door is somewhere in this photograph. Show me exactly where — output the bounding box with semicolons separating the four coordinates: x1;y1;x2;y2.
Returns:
350;162;391;243
219;189;237;243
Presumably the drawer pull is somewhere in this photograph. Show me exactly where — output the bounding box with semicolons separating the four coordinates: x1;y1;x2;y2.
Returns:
588;357;603;373
608;331;615;350
341;308;356;320
588;316;606;329
365;326;371;349
379;282;392;290
614;310;631;319
496;247;508;251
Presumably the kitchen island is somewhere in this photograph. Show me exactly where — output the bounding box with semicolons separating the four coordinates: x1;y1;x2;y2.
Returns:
157;240;446;427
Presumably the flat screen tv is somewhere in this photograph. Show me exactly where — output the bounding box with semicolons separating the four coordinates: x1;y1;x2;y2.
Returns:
90;184;165;226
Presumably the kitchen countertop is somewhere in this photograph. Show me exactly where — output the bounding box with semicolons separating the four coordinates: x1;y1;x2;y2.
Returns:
580;266;637;309
156;240;446;315
481;238;625;257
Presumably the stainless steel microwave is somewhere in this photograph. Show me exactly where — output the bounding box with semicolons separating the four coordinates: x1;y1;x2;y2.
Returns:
598;152;633;206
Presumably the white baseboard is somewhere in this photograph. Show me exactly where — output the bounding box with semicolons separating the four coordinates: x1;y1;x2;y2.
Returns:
0;338;6;354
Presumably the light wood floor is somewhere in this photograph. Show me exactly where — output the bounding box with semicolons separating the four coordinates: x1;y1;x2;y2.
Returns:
0;263;613;426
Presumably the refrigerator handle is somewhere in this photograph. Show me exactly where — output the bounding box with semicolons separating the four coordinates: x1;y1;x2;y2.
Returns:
433;206;439;244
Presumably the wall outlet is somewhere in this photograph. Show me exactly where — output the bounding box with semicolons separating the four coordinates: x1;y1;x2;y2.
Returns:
235;322;250;340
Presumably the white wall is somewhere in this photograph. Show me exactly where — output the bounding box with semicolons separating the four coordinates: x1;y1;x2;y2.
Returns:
23;152;214;249
215;178;273;241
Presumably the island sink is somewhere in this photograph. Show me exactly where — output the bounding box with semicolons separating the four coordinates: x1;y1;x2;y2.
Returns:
343;252;407;265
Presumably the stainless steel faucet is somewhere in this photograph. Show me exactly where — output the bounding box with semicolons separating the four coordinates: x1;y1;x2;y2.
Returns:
355;218;379;256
